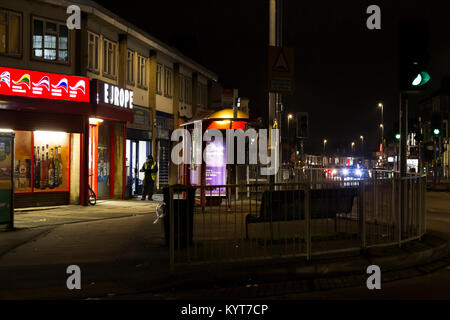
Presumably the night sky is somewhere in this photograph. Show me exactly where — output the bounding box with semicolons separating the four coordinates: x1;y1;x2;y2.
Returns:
95;0;450;155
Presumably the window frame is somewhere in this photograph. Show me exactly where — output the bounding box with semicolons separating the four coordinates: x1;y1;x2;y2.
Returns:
197;84;202;107
179;75;184;103
102;37;117;79
197;83;207;108
31;15;69;64
164;66;172;98
87;31;100;73
127;49;135;85
156;63;162;95
137;54;147;89
0;8;22;58
184;77;192;104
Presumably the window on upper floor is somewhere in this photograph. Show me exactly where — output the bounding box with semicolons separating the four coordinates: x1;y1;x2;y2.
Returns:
0;9;21;56
184;77;192;104
197;83;208;108
87;31;99;72
32;17;68;62
127;50;134;84
179;75;184;102
137;55;147;88
103;38;117;78
156;63;162;95
164;67;172;98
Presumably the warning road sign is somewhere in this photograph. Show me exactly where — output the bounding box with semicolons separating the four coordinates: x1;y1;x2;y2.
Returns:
268;46;294;94
272;51;290;72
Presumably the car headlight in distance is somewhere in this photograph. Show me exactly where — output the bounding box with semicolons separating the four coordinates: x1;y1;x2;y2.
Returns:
332;169;337;175
356;169;362;176
342;168;349;175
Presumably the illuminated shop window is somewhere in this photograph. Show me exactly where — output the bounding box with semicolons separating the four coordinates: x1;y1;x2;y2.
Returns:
13;130;70;193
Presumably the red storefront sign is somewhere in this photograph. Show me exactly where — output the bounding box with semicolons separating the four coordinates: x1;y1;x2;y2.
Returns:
0;66;89;102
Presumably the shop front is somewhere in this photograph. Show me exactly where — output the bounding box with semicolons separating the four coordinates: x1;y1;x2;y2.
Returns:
0;66;91;208
89;80;134;203
0;67;133;207
126;105;152;198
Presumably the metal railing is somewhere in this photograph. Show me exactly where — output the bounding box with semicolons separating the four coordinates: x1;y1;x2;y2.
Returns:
167;169;426;271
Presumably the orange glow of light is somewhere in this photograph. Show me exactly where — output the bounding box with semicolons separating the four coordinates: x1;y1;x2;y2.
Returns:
207;120;246;130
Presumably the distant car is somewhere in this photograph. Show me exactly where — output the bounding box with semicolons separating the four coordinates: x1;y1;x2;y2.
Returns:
323;166;339;177
328;166;368;180
346;166;369;179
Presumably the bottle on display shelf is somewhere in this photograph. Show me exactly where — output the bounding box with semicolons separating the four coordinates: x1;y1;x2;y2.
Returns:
48;148;55;189
40;151;45;189
33;146;36;186
58;146;63;186
45;147;49;188
35;146;41;189
33;146;36;169
54;146;60;187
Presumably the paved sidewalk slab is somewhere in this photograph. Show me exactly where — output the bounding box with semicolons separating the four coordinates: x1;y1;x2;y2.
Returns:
13;199;160;229
0;226;53;257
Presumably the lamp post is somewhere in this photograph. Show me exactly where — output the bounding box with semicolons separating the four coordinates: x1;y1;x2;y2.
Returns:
378;102;384;154
351;141;355;156
287;114;293;164
323;139;327;155
379;123;384;154
287;114;293;135
360;135;364;157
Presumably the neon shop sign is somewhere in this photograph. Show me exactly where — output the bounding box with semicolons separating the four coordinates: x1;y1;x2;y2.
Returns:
101;82;133;109
0;66;89;102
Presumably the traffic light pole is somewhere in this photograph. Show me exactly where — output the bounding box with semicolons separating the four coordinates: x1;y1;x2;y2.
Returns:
400;93;408;177
433;136;437;185
399;92;408;242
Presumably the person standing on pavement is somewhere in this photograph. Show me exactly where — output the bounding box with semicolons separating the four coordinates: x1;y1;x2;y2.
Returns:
140;155;158;200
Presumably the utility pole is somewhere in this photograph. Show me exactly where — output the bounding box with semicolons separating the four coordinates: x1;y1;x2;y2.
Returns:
399;92;408;241
269;0;283;184
400;93;408;177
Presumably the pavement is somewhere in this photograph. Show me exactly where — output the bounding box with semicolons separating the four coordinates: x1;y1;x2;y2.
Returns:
0;192;448;299
12;195;163;229
427;180;450;192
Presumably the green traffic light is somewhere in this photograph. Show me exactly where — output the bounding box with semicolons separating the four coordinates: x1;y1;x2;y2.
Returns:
412;72;431;86
433;128;440;135
395;133;401;140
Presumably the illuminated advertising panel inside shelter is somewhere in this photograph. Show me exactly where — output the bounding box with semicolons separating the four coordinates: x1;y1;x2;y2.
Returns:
205;139;226;196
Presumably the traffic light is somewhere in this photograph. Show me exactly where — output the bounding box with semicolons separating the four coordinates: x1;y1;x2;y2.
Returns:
423;142;433;161
395;133;401;140
297;112;308;138
431;113;442;136
399;21;430;92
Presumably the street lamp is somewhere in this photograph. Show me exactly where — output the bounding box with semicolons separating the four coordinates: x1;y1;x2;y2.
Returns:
360;135;364;157
378;102;384;154
287;114;293;135
287;114;294;163
323;139;327;154
351;141;355;155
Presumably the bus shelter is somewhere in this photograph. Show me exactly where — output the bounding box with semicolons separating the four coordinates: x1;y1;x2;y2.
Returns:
179;109;249;208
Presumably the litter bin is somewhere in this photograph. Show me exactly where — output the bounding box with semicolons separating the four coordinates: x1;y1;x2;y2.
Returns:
162;185;195;249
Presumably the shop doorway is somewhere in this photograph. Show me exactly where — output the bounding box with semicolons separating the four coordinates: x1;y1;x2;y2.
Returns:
126;140;150;197
89;122;113;199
